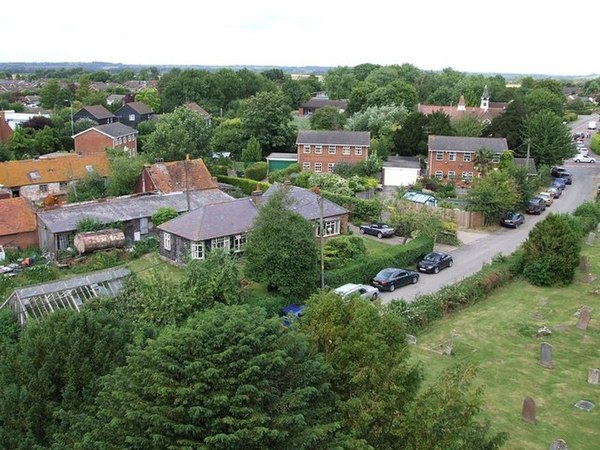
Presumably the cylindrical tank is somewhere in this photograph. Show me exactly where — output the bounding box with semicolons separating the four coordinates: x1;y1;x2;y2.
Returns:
73;229;126;254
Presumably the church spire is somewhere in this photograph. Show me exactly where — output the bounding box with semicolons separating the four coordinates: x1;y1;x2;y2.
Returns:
480;85;490;111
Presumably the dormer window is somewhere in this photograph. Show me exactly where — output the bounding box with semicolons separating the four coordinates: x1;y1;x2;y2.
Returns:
85;165;94;173
29;171;41;181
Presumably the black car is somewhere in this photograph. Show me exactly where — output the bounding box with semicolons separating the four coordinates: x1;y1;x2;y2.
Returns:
417;252;454;274
526;197;546;214
550;166;568;177
501;212;525;228
371;267;419;292
359;223;395;239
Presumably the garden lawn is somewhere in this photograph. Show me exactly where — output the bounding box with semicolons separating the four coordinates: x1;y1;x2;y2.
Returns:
411;244;600;449
126;252;185;282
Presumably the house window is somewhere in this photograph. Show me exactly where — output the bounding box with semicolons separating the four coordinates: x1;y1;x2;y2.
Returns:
314;162;323;173
449;152;457;161
315;145;322;154
128;134;132;142
462;172;474;181
233;234;247;253
191;241;204;259
463;152;472;162
436;152;444;161
211;236;230;251
39;184;48;193
435;170;443;179
59;182;68;191
342;146;350;155
140;217;149;235
163;232;172;251
29;171;41;181
492;153;501;164
303;145;311;154
448;171;456;179
303;162;311;171
355;146;363;156
129;114;135;122
316;219;341;237
85;164;94;173
327;163;335;173
328;145;336;154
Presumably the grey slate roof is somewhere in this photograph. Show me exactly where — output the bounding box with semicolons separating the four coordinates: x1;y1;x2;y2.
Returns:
301;98;348;109
94;122;138;138
158;198;258;241
264;182;349;221
38;189;233;233
513;157;537;175
296;130;370;146
265;152;298;161
79;105;115;120
428;135;508;152
383;156;421;169
122;101;154;114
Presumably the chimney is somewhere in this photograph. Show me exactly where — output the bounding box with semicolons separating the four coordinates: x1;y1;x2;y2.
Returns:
251;184;263;204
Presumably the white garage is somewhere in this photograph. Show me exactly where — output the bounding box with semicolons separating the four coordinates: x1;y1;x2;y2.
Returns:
381;156;421;187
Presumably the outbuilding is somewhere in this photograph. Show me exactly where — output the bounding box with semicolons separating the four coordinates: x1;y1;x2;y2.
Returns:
381;156;422;187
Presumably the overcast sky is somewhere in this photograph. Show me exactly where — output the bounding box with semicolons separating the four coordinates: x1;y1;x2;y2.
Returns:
1;0;596;77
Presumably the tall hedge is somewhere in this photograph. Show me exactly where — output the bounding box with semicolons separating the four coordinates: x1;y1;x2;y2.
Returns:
324;237;433;287
320;191;383;222
217;175;271;195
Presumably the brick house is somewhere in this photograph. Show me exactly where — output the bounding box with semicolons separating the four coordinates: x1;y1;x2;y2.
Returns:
0;152;109;202
298;97;348;116
73;122;138;157
114;101;154;127
72;105;117;125
0;110;13;144
134;158;218;194
0;197;38;249
297;130;370;174
426;135;509;185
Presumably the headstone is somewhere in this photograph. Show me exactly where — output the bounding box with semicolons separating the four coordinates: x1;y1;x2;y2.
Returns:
580;255;591;273
597;222;600;232
406;334;417;345
574;400;594;411
539;342;553;369
549;439;568;450
536;326;551;337
576;307;592;330
586;232;596;246
521;397;536;424
588;368;600;385
226;168;237;177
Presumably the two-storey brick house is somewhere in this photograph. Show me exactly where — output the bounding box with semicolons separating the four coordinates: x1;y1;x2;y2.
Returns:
297;130;370;174
427;135;508;186
73;122;138;157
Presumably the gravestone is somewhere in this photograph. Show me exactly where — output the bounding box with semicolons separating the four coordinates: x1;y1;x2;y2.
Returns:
226;168;237;177
406;334;417;345
588;368;600;385
576;307;592;330
539;342;553;369
586;232;596;246
574;400;594;411
549;439;568;450
521;396;536;424
580;255;591;273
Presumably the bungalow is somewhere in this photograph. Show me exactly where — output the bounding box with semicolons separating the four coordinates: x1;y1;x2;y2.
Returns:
134;158;218;194
157;182;349;265
299;96;348;116
73;122;138;157
0;197;38;250
114;101;155;127
37;189;232;257
72;105;117;125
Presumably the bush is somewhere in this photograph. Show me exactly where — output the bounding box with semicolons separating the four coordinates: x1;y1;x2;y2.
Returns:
151;207;178;226
76;217;105;232
244;161;268;181
320;191;383;222
131;237;158;258
323;235;367;269
217;175;271;195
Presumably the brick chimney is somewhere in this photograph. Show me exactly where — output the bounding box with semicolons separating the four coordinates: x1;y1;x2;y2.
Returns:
251;184;263;204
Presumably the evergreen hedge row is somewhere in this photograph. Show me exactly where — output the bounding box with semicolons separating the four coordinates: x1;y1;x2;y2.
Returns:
217;176;271;195
320;191;383;222
324;237;433;287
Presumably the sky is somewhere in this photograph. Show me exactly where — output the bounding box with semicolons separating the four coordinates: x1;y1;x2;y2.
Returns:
1;0;596;77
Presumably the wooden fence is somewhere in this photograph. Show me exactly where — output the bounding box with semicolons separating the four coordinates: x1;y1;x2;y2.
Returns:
401;201;485;230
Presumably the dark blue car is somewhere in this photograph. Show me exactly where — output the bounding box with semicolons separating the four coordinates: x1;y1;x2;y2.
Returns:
279;304;305;327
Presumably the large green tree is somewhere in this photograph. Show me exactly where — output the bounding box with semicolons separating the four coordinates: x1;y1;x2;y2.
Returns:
105;151;146;196
394;112;429;156
209;117;245;158
324;66;357;99
244;188;319;298
79;305;348;449
521;110;575;166
466;171;520;223
135;87;161;112
310;106;347;130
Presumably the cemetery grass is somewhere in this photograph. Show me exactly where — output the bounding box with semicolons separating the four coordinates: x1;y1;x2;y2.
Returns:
412;245;600;450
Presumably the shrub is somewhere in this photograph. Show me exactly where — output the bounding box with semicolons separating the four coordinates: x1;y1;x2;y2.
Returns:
323;235;367;269
320;191;383;222
131;237;158;258
244;161;268;181
151;207;178;226
573;200;600;224
217;175;271;195
76;217;105;232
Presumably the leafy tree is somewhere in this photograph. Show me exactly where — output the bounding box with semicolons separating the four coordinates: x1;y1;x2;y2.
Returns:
75;73;91;102
241;136;262;163
151;206;178;226
453;114;485;137
310;106;346;130
281;78;310;109
390;200;444;244
521;110;575;166
135;87;161;112
6;127;35;159
427;110;454;136
39;79;62;109
0;309;133;450
143;106;213;161
353;63;381;81
323;235;366;269
21;116;53;130
522;213;582;286
486;97;526;149
466;171;520;223
394;112;429;156
348;81;377;114
209;117;245;158
345;104;407;138
524;87;564;116
73;117;98;134
239;91;297;153
324;66;357;99
105;152;146;197
80;304;347;449
245;189;319;298
135;119;157;153
244;161;268;181
473;148;494;176
67;171;107;202
365;80;417;109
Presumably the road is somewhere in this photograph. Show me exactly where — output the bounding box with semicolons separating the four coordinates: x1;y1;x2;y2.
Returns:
379;129;600;305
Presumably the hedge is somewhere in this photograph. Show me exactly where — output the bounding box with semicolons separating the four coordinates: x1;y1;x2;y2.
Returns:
217;175;271;195
324;237;433;287
320;191;383;222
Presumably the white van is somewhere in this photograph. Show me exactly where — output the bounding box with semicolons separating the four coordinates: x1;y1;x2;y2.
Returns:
588;121;597;130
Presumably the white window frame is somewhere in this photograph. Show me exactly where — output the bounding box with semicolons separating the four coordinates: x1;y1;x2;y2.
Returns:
316;219;341;237
435;170;443;180
463;152;472;162
492;153;501;164
448;151;457;161
314;162;323;173
129;113;135;122
327;163;335;173
328;145;336;155
233;234;247;253
462;171;474;181
342;146;350;155
448;171;456;179
355;146;363;156
303;161;311;171
163;232;172;251
315;145;322;154
436;151;444;161
303;145;311;154
191;241;204;260
211;236;230;251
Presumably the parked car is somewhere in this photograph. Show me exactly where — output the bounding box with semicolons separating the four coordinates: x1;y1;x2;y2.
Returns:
501;212;525;228
537;191;554;206
574;154;595;163
551;177;566;191
371;268;419;292
547;186;561;199
333;283;379;301
359;223;395;239
550;166;568;177
279;304;305;327
526;197;546;214
417;252;454;274
556;171;572;185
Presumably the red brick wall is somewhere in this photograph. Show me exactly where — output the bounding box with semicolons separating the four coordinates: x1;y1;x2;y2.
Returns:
74;132;113;156
0;231;39;250
298;143;369;173
427;150;477;186
133;167;156;193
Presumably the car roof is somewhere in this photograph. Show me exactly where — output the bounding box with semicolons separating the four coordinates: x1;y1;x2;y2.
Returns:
280;304;304;315
333;283;360;293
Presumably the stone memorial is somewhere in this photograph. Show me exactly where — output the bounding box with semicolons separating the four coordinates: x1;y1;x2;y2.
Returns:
588;368;600;385
586;232;596;246
406;334;417;345
580;255;591;273
549;439;568;450
574;400;594;411
576;307;592;330
521;396;536;424
539;342;553;369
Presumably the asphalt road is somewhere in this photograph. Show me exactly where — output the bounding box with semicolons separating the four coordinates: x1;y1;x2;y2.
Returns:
379;131;600;305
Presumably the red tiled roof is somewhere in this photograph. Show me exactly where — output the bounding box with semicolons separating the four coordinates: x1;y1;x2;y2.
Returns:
0;197;36;236
146;159;218;193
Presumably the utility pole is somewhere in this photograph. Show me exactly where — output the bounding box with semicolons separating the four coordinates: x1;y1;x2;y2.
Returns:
525;139;531;177
318;191;324;290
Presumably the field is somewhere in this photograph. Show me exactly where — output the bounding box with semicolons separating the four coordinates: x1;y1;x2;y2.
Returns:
412;243;600;449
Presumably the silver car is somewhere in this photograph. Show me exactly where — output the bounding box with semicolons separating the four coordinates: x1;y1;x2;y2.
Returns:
333;283;379;301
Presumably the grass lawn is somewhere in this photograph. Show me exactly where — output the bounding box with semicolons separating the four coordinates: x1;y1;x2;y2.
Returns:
360;235;397;256
126;251;185;282
411;244;600;449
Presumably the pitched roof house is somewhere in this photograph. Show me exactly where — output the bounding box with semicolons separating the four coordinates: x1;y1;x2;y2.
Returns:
72;105;117;125
73;122;138;157
157;182;350;265
299;97;348;116
0;152;110;201
114;101;155;127
417;86;509;123
183;102;212;125
134;158;219;194
0;110;13;144
0;197;38;249
297;130;370;174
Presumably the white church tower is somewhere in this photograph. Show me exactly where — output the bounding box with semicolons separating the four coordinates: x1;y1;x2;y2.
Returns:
480;85;490;111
